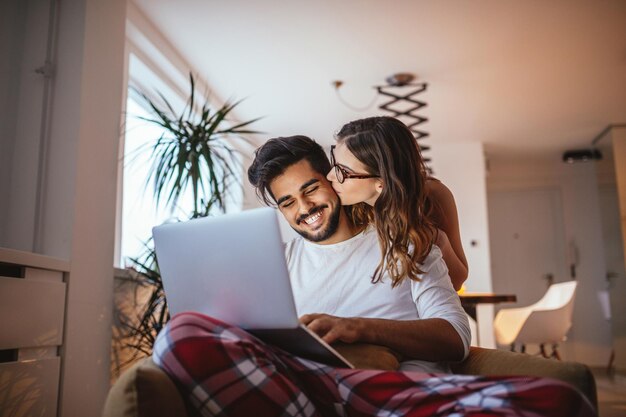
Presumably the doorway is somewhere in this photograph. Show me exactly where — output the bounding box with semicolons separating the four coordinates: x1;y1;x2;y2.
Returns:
488;187;569;310
598;184;626;372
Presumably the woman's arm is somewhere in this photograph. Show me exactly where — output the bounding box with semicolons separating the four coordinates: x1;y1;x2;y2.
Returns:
426;180;469;290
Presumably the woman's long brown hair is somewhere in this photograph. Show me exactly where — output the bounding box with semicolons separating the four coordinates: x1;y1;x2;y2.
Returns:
337;116;436;288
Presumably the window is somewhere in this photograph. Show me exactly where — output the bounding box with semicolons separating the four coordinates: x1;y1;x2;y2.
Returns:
119;96;196;265
116;10;249;266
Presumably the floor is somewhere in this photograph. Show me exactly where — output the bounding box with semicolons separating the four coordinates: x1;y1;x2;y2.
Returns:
592;368;626;417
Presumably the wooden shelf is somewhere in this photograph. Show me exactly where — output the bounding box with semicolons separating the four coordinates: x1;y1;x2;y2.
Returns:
0;247;70;272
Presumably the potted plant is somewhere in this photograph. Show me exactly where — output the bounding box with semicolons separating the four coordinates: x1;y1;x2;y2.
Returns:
113;73;260;373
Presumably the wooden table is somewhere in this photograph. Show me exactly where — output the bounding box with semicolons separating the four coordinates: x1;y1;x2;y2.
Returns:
459;293;517;347
460;293;517;320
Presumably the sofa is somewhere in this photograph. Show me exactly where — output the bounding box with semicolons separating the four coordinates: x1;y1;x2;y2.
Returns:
102;346;597;417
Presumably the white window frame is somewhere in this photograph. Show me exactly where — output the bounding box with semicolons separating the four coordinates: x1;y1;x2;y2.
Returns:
114;3;251;266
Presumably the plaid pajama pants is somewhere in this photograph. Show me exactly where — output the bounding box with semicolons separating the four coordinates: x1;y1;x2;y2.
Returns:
152;312;597;417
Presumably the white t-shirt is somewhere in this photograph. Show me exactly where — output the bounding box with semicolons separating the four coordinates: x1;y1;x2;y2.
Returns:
285;226;470;374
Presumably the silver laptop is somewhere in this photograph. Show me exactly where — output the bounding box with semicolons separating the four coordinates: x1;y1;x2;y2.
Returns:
152;207;353;368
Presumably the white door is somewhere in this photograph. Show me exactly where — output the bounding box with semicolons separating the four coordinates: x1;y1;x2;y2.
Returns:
488;188;569;312
598;184;626;371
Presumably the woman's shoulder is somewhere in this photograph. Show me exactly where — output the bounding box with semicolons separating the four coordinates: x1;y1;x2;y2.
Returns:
425;178;458;217
426;178;453;200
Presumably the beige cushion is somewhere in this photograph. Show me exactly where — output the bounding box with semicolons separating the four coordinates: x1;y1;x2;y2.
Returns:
102;357;187;417
451;347;597;409
103;347;597;416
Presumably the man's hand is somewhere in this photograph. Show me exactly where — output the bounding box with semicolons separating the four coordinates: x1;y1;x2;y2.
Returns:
301;314;465;362
299;313;363;344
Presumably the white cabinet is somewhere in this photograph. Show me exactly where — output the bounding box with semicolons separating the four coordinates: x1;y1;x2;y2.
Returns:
0;248;69;416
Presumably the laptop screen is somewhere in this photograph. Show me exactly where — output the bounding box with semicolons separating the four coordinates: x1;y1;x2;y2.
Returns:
153;208;300;329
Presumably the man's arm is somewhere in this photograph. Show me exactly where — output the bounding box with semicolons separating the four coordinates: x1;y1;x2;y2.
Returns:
302;247;471;363
300;314;465;362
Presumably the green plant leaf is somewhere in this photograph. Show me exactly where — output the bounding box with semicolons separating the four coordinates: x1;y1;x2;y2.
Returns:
117;72;260;367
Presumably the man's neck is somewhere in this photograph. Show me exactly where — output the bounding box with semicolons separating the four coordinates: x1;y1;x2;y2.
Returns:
314;212;364;245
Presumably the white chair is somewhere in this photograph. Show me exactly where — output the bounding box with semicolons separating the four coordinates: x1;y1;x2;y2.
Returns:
493;281;578;359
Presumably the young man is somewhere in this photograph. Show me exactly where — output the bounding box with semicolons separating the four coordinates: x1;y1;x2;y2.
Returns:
152;136;596;417
247;135;469;373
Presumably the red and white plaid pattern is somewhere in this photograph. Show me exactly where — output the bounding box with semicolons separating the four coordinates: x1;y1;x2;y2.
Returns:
153;312;597;417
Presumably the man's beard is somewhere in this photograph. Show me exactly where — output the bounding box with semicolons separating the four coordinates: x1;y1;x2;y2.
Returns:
292;202;341;243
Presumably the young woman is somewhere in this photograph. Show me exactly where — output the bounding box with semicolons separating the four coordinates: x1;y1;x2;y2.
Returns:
327;116;468;290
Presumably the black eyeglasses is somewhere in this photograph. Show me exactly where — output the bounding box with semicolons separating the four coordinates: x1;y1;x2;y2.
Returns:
330;145;379;184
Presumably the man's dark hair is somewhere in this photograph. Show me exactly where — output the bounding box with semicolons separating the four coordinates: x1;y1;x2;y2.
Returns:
247;135;331;205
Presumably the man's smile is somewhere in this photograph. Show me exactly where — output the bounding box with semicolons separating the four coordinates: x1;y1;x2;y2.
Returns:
297;206;326;228
303;211;322;226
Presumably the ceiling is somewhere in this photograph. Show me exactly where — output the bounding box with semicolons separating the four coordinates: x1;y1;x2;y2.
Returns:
132;0;626;161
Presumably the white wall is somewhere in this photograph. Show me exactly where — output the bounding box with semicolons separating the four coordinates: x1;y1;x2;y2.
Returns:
430;142;493;292
54;1;127;416
1;0;127;415
488;157;613;366
606;126;626;371
0;0;25;244
430;141;495;347
0;0;51;251
240;138;266;209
